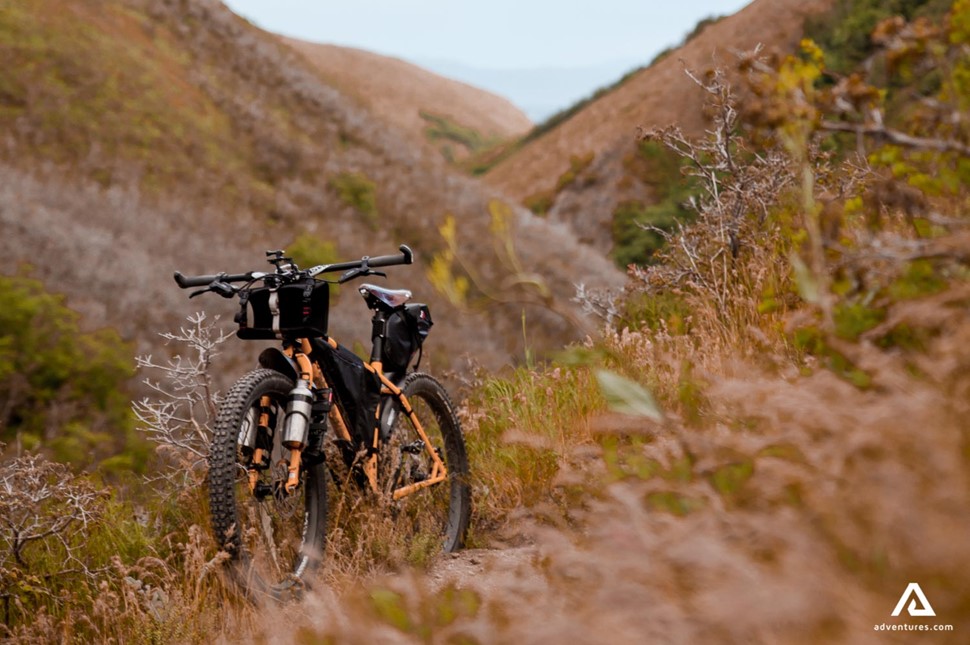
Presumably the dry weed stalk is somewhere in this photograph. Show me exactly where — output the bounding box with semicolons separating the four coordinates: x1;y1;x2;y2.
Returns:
132;312;230;490
636;63;795;340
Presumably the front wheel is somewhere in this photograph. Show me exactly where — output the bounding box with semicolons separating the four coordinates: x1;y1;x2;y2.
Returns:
378;372;471;563
207;368;327;599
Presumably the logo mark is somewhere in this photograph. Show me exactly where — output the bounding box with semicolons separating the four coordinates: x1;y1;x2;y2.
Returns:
891;583;936;617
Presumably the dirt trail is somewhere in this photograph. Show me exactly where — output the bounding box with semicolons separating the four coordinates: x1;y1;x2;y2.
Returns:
428;545;544;595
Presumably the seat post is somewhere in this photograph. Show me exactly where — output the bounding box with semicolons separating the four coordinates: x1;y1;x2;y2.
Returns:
370;309;387;364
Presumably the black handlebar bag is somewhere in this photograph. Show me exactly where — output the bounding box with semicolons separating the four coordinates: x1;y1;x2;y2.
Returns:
236;280;329;340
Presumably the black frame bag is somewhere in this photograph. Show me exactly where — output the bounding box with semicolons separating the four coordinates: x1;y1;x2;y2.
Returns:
314;343;381;446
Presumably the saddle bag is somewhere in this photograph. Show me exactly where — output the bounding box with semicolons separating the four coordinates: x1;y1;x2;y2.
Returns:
381;303;433;373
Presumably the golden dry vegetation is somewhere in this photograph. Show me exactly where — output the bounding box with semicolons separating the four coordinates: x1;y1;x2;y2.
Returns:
2;0;969;643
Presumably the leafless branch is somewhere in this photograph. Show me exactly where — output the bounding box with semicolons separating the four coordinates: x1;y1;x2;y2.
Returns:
820;120;970;156
132;312;230;487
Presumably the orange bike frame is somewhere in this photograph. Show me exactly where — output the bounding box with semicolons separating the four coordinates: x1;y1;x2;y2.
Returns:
284;338;447;500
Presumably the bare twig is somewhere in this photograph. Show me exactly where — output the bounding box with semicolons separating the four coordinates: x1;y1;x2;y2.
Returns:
820;120;970;156
132;312;230;488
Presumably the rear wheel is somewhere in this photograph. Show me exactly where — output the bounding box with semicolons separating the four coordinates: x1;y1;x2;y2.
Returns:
377;372;471;563
207;369;327;600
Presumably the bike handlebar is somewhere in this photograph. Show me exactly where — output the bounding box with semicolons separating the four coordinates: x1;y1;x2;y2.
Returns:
315;244;414;274
173;244;414;290
173;271;253;289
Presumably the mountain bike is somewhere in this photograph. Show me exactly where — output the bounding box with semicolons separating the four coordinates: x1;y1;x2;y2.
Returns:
174;245;470;599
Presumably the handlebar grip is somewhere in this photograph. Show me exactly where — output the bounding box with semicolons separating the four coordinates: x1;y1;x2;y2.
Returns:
174;271;251;288
367;244;414;268
174;272;219;288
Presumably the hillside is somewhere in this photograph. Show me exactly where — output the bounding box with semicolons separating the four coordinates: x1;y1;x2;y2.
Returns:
481;0;837;254
3;1;968;642
0;0;620;379
282;39;532;161
4;1;969;639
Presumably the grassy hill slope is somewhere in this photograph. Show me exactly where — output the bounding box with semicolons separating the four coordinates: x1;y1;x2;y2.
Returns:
283;39;532;162
480;0;837;255
0;0;621;376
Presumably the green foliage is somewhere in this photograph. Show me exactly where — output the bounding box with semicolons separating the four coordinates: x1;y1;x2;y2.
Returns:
710;460;755;504
888;259;947;300
833;302;885;340
368;584;481;642
612;141;696;267
464;366;605;520
805;0;952;75
522;153;595;215
619;291;693;333
555;152;595;191
286;233;340;269
287;234;342;297
419;110;495;155
0;1;239;190
459;138;524;176
611;199;681;267
644;491;705;516
792;324;873;388
329;171;379;228
0;273;141;469
0;0;321;217
523;189;555;215
0;466;152;631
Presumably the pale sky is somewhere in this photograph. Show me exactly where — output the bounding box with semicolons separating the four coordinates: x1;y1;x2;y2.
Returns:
222;1;753;119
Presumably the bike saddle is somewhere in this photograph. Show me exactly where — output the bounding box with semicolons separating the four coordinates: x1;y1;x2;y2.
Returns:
359;283;412;309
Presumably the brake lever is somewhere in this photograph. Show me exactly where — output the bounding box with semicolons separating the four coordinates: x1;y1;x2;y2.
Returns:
212;281;237;298
338;268;362;284
338;268;386;284
189;281;236;299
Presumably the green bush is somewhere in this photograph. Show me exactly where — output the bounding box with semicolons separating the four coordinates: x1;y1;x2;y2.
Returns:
286;233;340;270
611;141;696;267
287;233;342;297
0;273;140;469
419;111;494;154
611;200;681;267
805;0;952;75
329;171;379;228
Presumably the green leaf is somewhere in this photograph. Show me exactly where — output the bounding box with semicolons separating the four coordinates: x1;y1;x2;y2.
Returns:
370;588;412;633
594;370;663;421
790;253;819;304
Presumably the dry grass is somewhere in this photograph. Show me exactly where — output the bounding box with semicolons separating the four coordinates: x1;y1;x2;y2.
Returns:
4;2;969;643
220;256;969;644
